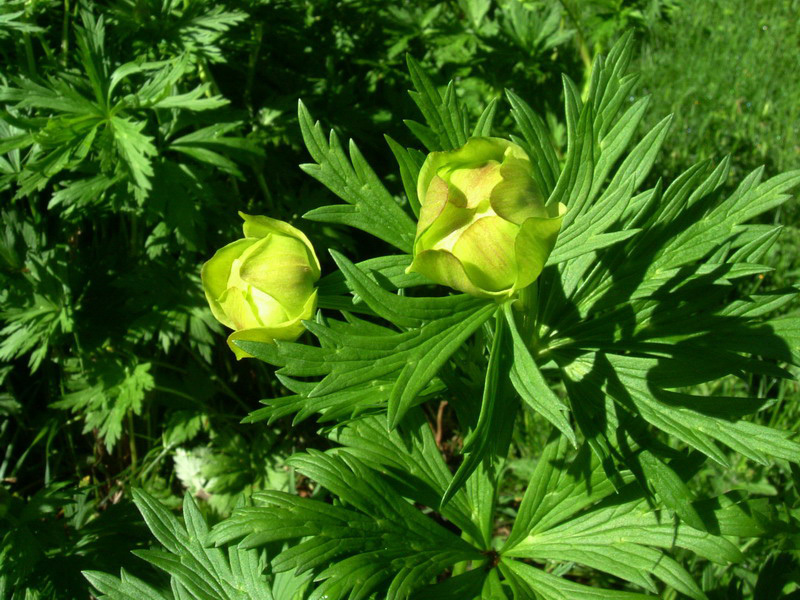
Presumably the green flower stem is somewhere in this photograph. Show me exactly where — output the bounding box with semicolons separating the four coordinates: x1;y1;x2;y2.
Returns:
515;281;540;355
557;0;592;77
138;445;173;481
245;21;264;115
254;168;273;208
453;309;518;542
127;411;138;473
198;58;222;98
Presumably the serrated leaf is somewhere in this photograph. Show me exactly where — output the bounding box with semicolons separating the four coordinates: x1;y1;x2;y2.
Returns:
298;100;416;252
330;250;487;328
507;89;560;197
84;569;171;600
411;568;488;600
472;98;499;138
636;449;705;531
442;309;510;507
330;411;484;543
589;354;800;465
385;135;424;218
109;116;156;197
316;253;427;297
210;452;482;600
405;55;469;151
501;559;653;600
129;490;266;600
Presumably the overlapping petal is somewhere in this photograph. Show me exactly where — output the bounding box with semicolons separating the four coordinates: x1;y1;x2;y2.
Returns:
226;290;318;359
201;214;320;358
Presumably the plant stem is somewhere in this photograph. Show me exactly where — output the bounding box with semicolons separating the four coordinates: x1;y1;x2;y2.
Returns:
245;21;264;115
128;411;138;474
62;0;70;67
22;33;37;77
557;0;592;75
255;169;273;209
517;281;539;354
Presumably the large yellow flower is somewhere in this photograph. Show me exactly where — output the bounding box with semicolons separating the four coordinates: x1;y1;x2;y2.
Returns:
407;137;565;300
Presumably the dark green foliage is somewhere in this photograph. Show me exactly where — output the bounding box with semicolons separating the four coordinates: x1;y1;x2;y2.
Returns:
0;484;149;598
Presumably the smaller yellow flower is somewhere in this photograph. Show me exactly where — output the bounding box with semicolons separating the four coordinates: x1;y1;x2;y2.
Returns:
201;213;320;359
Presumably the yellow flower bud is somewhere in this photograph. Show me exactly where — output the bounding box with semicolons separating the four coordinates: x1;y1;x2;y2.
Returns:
201;213;320;359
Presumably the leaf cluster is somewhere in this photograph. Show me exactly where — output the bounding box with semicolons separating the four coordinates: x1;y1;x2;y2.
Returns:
2;1;800;599
90;31;800;600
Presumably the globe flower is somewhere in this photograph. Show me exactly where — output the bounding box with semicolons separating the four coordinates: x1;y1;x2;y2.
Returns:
407;137;565;300
201;213;320;359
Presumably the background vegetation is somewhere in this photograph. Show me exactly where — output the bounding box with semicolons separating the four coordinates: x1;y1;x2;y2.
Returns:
0;0;797;598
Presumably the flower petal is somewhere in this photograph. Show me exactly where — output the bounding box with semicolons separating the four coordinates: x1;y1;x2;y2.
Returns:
416;175;450;236
218;286;268;330
452;216;519;293
201;238;257;329
239;212;321;278
238;233;317;313
513;202;566;291
226;289;318;359
249;286;290;327
490;157;547;224
416;137;514;202
408;248;509;299
417;196;476;254
448;161;503;209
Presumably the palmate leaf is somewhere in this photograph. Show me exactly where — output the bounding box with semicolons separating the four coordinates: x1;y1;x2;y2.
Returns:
499;434;771;600
241;295;495;429
0;248;73;372
247;24;797;499
0;10;237;206
411;568;498;600
488;31;800;474
210;451;483;600
316;254;427;298
106;1;247;64
385;135;425;218
208;417;773;600
225;31;800;599
442;310;517;507
538;152;800;467
567;353;800;467
0;8;44;37
330;410;487;545
85;490;273;600
237;252;497;428
501;560;651;600
298;101;417;253
404;54;470;151
168;122;263;178
504;303;575;444
507;88;560;198
52;359;154;451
